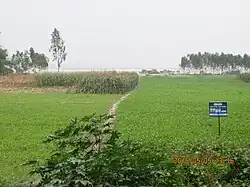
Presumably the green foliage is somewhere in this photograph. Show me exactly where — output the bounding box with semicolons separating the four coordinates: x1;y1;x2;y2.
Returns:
0;47;13;75
29;47;49;72
25;114;171;186
238;73;250;83
25;113;250;186
175;142;250;186
10;50;32;73
0;34;48;75
180;52;250;73
34;72;139;94
9;48;48;73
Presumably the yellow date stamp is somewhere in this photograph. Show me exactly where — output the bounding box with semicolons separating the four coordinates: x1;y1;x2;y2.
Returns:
172;156;235;165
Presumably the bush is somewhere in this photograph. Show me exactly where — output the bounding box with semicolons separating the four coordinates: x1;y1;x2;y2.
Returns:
25;114;175;186
23;113;250;187
238;73;250;83
34;72;139;94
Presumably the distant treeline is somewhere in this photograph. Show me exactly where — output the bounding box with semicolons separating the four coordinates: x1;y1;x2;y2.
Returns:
0;47;48;75
180;52;250;73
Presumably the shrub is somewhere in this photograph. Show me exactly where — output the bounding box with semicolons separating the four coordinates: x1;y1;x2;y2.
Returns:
25;114;175;187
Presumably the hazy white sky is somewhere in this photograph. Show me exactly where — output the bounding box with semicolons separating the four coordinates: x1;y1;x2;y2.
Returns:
0;0;249;70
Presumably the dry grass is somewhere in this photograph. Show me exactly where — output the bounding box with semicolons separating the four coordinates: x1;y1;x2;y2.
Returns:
0;74;67;93
0;74;35;88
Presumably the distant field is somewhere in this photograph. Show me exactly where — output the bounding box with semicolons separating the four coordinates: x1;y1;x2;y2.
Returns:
0;93;120;182
116;76;250;148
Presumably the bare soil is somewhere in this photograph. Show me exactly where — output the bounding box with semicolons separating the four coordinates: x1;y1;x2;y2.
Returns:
0;87;68;93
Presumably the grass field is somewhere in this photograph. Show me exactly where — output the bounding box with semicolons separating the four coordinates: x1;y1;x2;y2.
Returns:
0;93;120;183
116;76;250;148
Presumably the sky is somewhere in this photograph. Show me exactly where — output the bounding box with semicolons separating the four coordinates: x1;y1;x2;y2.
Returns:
0;0;249;70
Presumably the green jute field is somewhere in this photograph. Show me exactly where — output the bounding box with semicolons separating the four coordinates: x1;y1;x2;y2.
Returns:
116;76;250;148
0;93;120;183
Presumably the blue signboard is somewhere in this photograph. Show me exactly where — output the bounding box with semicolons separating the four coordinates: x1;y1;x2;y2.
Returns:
209;101;228;117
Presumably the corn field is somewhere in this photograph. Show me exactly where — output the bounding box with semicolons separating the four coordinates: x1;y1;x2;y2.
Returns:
34;71;139;94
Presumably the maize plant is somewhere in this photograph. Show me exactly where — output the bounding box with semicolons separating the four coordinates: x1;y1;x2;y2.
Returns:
34;71;139;94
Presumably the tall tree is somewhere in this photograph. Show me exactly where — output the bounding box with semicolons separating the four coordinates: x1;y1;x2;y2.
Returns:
49;28;67;72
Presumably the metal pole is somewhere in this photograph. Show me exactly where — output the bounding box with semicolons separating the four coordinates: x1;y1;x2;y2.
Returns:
218;116;221;136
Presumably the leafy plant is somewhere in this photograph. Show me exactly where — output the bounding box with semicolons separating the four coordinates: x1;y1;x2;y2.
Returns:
34;72;139;94
25;113;175;186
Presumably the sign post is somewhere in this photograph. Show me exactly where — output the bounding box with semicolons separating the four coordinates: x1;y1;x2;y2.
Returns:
218;116;221;136
209;101;228;136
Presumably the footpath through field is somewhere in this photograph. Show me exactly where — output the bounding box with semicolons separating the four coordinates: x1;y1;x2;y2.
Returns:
115;76;250;147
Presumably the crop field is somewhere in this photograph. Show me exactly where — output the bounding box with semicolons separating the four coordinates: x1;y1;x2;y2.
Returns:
2;73;250;186
116;76;250;148
0;93;121;182
0;72;129;183
0;71;139;184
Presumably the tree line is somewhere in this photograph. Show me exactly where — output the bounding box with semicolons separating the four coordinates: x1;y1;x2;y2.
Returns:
180;52;250;74
0;28;67;75
0;47;49;74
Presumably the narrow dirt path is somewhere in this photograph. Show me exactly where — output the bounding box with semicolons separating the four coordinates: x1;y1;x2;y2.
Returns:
99;82;140;149
107;77;141;126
